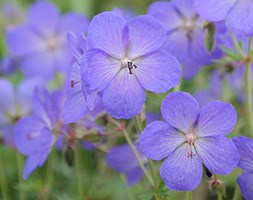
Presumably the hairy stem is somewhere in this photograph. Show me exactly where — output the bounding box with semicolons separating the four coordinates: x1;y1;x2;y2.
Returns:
123;129;155;187
134;116;142;134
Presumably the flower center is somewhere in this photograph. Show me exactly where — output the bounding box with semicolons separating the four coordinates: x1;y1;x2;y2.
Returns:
185;133;196;159
46;36;61;52
121;58;138;75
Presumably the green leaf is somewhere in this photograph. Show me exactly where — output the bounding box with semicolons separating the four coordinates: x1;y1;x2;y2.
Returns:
204;22;216;52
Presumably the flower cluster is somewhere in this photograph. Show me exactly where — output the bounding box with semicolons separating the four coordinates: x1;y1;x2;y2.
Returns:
0;0;253;199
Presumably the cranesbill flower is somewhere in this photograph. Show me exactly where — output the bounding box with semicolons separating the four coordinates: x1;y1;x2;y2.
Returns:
63;32;103;123
6;1;89;79
0;78;44;146
15;89;64;179
148;0;220;79
106;143;147;185
140;91;239;191
84;12;181;119
194;0;253;37
233;136;253;200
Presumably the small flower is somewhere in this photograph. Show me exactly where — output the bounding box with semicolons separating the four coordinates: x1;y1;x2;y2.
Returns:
148;0;220;79
194;0;253;37
5;1;89;79
0;78;44;146
106;143;147;185
140;91;239;191
83;12;181;119
15;89;64;179
233;136;253;200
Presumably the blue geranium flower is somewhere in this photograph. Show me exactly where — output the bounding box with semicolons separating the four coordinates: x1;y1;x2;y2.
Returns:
233;136;253;200
140;91;239;191
5;1;89;79
194;0;253;37
148;0;221;79
0;78;44;146
15;89;64;179
82;12;181;119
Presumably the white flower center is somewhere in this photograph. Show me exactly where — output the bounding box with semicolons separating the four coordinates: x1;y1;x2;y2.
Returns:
120;57;138;75
46;36;62;52
185;133;196;159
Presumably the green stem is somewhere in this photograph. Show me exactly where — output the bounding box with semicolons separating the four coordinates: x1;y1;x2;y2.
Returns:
0;149;10;200
44;149;56;200
122;130;155;187
218;192;222;200
245;38;253;137
230;32;245;58
187;191;192;200
74;144;85;199
232;184;241;200
134;116;142;134
16;153;25;200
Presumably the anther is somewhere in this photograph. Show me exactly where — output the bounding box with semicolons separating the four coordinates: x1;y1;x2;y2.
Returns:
127;61;137;75
70;80;81;88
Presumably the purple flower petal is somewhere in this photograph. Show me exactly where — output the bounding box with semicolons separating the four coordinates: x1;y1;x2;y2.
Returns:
135;50;181;93
38;127;54;166
102;70;145;119
194;0;236;21
86;49;121;91
237;172;253;200
67;32;86;64
164;30;190;62
140;121;185;161
195;137;239;174
15;116;43;155
23;154;39;179
126;15;166;58
21;52;55;79
233;136;253;171
87;12;126;58
196;101;237;137
6;26;44;56
226;0;253;36
148;1;182;31
172;0;197;18
59;13;89;36
125;167;144;186
161;91;200;133
182;57;202;80
160;144;203;191
62;92;88;124
189;29;211;64
27;2;59;36
106;143;145;172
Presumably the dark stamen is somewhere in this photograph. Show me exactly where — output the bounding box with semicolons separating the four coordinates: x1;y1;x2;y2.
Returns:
127;62;137;75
